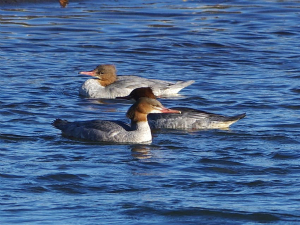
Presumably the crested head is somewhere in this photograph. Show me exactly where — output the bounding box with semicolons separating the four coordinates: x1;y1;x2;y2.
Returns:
94;64;117;86
128;87;156;101
126;97;163;122
94;64;117;76
80;64;117;87
126;97;180;122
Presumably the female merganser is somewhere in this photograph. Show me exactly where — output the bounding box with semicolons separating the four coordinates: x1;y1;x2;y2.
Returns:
52;97;181;143
120;87;246;130
79;64;195;98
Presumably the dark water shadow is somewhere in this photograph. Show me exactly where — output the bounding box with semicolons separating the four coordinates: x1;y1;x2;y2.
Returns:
0;0;69;8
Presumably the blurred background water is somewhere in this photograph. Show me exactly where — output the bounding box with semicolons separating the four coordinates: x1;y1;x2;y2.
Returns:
1;0;300;224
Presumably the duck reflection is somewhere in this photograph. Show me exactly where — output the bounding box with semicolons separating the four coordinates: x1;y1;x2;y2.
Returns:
131;145;152;160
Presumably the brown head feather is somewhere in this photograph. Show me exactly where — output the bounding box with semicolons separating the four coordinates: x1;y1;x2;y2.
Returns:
94;64;117;86
126;97;163;122
128;87;156;101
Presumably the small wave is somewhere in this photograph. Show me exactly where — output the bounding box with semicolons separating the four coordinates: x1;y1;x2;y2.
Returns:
162;207;280;223
122;205;280;223
0;133;36;142
37;172;84;182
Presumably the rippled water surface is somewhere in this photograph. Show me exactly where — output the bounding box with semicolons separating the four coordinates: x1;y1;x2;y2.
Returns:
1;0;300;224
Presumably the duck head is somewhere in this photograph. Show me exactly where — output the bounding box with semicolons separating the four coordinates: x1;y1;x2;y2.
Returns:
80;64;117;86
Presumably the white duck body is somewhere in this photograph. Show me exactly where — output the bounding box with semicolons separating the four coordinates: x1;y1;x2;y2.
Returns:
52;97;181;143
79;64;195;99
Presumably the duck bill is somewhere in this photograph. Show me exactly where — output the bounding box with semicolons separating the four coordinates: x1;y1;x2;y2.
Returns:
161;108;181;114
79;70;96;77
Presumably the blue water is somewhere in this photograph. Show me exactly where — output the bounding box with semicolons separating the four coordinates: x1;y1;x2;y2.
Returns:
1;0;300;224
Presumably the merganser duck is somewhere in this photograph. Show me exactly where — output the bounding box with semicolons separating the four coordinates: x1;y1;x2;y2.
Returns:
79;64;195;98
52;97;181;143
119;87;246;130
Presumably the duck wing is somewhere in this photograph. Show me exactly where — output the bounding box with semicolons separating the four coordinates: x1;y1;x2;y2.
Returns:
53;119;131;141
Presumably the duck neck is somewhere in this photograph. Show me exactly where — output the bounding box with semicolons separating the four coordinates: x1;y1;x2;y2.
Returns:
130;119;152;143
131;120;150;130
127;105;152;137
97;73;117;87
130;112;150;130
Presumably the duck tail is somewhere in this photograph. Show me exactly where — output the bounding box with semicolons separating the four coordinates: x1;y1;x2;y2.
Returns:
174;80;195;89
221;113;246;128
227;113;246;122
165;80;195;94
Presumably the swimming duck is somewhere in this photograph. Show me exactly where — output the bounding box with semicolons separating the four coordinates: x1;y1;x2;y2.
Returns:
119;87;246;130
53;97;181;143
79;64;195;98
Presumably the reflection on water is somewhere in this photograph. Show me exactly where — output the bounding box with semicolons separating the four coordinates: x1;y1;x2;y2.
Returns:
131;145;152;159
